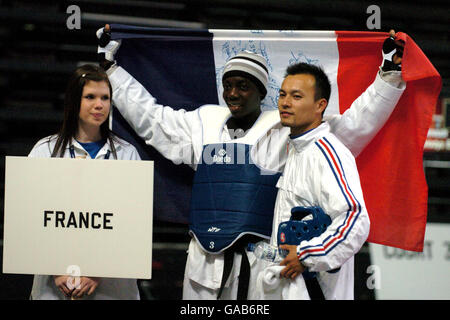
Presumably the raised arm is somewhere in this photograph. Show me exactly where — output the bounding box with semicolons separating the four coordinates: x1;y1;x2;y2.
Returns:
97;26;201;167
326;31;406;157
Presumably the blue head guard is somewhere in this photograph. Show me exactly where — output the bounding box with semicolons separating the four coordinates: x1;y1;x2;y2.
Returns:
277;206;331;246
277;206;332;279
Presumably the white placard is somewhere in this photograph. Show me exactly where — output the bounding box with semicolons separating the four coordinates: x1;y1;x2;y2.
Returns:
3;156;153;279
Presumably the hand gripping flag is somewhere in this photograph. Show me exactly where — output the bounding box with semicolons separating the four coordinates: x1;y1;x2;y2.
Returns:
337;31;442;252
109;25;441;252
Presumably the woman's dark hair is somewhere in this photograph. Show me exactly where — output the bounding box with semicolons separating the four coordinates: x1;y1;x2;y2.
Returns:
51;64;118;158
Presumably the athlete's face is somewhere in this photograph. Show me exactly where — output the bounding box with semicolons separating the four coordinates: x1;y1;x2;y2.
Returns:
278;74;327;136
222;76;262;119
78;80;111;129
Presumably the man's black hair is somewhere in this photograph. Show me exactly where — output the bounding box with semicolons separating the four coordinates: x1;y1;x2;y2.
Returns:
285;63;331;102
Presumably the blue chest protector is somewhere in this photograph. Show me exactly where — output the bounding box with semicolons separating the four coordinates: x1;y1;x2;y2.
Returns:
188;106;283;254
189;142;281;253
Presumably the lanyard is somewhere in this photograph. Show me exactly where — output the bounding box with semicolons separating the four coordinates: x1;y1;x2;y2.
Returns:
69;145;110;159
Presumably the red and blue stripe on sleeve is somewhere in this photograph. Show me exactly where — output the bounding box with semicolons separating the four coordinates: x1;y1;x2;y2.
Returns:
297;136;362;261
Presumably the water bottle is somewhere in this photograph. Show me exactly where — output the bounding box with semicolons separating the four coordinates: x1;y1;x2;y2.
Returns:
248;241;288;263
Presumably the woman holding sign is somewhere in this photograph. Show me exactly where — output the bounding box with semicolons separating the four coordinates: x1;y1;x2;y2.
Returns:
28;64;141;300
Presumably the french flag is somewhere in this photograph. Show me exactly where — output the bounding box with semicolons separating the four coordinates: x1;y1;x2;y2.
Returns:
109;24;441;252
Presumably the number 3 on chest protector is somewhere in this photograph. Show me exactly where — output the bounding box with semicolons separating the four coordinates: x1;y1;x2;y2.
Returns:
209;241;215;249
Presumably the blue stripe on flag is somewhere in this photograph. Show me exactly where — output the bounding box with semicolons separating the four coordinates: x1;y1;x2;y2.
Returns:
111;24;219;108
110;24;219;224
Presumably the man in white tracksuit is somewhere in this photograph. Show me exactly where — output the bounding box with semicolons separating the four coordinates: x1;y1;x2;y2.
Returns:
261;62;371;300
98;29;405;299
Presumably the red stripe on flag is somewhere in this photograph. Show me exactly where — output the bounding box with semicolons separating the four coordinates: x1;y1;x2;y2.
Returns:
335;31;441;251
335;31;387;114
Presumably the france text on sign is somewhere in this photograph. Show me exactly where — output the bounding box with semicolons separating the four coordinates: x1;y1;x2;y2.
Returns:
3;156;154;279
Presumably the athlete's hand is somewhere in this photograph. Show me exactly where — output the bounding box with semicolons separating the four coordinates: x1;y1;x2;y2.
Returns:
279;244;305;279
96;24;121;71
381;29;404;72
71;277;100;299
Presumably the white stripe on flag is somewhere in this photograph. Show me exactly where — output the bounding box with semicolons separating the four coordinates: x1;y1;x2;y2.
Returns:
210;30;340;115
